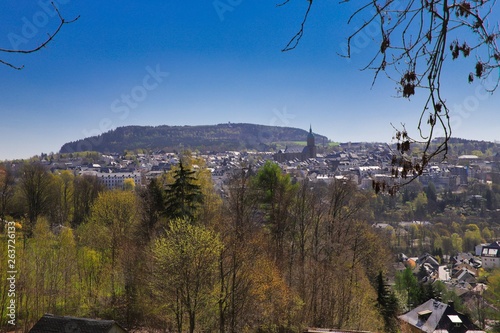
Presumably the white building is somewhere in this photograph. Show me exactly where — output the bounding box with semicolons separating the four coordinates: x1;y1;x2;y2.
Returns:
481;241;500;269
81;171;142;189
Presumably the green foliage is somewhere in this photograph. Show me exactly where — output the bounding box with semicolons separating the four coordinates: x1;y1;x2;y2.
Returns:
376;272;399;332
7;146;500;331
451;233;463;253
19;163;52;236
83;189;139;320
463;226;484;252
395;267;421;310
253;161;297;263
123;178;135;191
165;161;203;221
151;218;223;333
137;177;165;240
485;269;500;321
72;174;105;227
412;192;428;220
482;227;493;242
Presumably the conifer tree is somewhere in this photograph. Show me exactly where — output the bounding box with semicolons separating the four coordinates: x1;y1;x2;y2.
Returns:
165;161;203;221
376;271;399;333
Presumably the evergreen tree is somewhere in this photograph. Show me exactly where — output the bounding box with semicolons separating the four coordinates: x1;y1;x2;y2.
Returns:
376;271;399;333
165;161;203;221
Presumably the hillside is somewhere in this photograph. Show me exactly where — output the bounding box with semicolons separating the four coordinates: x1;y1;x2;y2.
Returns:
59;123;329;154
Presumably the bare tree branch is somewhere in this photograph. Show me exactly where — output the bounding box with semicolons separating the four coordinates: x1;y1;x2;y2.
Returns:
283;0;500;192
0;2;79;70
281;0;314;52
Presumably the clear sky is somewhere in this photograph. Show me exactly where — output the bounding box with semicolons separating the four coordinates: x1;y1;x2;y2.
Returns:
1;1;499;160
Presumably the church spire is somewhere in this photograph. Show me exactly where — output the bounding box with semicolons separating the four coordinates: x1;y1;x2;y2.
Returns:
307;125;315;147
305;125;317;159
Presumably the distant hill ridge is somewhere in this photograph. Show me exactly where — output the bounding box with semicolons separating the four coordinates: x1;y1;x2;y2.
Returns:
59;123;329;154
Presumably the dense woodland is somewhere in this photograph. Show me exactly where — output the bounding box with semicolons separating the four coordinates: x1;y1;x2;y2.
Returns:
1;154;500;333
59;124;329;154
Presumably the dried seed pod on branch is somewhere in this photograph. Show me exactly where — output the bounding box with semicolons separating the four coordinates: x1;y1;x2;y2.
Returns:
281;0;500;192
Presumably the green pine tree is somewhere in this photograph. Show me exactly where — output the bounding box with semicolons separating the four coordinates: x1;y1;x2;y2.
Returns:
165;161;203;221
377;271;399;333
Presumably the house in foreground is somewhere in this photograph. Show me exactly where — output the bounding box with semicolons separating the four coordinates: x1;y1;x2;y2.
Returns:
398;299;484;333
29;314;127;333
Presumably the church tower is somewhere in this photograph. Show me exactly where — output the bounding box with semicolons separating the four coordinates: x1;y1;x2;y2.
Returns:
303;125;317;159
307;125;315;147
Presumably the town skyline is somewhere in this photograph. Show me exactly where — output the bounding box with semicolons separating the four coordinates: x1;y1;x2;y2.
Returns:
1;2;500;160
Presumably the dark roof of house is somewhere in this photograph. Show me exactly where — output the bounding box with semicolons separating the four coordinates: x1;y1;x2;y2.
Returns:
284;146;304;154
29;314;127;333
398;299;484;333
454;269;477;284
452;252;475;263
484;241;500;249
481;241;500;257
417;253;440;267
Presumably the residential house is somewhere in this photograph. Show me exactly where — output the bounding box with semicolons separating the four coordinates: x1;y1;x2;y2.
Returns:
451;253;482;271
480;241;500;269
452;263;478;278
417;253;440;271
29;314;127;333
452;268;477;287
398;299;485;333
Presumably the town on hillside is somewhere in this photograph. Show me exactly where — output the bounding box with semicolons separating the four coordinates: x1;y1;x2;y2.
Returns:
1;128;500;333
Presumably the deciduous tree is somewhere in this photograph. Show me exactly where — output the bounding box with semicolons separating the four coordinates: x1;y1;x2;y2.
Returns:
485;269;500;326
19;163;52;236
85;190;139;314
151;218;223;333
253;160;297;265
0;164;14;225
49;170;74;225
72;174;104;227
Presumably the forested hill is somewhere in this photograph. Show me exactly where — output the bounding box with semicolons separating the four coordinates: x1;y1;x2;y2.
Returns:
59;123;329;153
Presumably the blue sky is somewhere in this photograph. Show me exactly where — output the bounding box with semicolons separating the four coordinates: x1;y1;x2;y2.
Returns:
1;1;499;160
